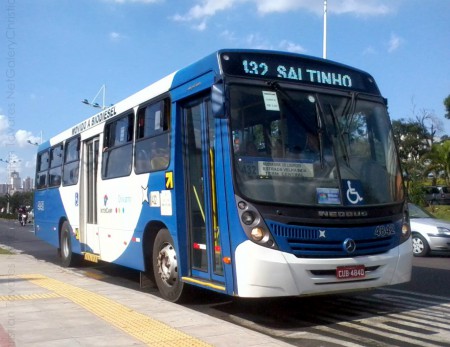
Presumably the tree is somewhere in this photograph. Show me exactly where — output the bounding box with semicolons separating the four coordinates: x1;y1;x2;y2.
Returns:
444;94;450;120
423;140;450;185
5;191;34;215
392;118;430;180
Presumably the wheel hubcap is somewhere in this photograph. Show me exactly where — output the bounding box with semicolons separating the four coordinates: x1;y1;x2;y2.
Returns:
157;243;178;286
412;238;424;254
62;234;69;257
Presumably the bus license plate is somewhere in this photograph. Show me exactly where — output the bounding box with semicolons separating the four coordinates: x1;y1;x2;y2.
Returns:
336;265;365;280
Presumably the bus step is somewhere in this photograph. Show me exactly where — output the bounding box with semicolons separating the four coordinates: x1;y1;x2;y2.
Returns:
182;277;226;292
83;252;100;263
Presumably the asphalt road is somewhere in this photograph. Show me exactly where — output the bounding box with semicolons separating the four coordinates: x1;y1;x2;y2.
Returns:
1;219;450;347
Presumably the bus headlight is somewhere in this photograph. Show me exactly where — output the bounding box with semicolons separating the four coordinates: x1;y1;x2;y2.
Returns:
250;227;264;241
400;222;411;243
400;202;411;244
235;195;278;249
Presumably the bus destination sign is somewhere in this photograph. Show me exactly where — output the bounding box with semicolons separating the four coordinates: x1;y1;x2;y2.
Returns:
220;52;379;94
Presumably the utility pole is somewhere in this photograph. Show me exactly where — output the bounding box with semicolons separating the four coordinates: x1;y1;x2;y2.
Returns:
323;0;327;59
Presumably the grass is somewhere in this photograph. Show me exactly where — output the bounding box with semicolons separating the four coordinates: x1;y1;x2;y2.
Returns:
0;246;13;255
425;205;450;221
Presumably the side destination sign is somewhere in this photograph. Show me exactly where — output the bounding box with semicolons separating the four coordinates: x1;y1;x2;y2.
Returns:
71;106;117;136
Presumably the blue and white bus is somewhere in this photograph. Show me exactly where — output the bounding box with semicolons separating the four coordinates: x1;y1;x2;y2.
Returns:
34;49;412;302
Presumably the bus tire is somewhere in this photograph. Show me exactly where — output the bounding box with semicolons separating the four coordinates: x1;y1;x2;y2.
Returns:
152;228;186;302
60;221;80;267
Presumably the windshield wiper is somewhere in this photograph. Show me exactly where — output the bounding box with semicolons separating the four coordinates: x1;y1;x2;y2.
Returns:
341;92;358;137
329;104;350;165
266;81;316;134
313;96;326;168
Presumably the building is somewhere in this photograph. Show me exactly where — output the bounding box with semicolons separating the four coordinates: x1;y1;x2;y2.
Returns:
10;170;22;192
23;176;34;192
0;183;10;196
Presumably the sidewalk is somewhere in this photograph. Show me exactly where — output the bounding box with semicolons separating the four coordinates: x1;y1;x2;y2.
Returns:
0;241;294;346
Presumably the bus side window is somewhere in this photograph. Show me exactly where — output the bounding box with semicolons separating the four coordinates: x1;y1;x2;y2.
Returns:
102;113;133;179
36;150;50;189
63;136;80;186
135;98;170;174
49;143;63;188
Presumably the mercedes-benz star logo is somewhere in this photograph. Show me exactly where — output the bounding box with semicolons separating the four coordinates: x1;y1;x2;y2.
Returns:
343;238;356;254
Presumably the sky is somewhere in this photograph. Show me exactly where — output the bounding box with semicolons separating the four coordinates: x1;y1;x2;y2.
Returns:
1;0;449;182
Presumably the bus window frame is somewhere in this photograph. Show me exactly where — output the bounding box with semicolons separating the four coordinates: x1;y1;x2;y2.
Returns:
101;112;134;180
48;142;64;188
62;136;80;186
36;150;50;190
134;97;171;174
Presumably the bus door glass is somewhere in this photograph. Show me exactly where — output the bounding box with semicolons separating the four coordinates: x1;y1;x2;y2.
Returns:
82;136;100;254
183;97;224;282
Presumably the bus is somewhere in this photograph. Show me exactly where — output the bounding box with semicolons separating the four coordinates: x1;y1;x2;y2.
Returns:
34;49;412;302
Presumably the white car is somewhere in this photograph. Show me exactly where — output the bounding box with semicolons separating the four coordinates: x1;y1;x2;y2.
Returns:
409;203;450;257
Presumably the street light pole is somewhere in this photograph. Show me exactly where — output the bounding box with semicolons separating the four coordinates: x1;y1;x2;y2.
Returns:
82;84;107;109
0;154;21;214
323;0;327;59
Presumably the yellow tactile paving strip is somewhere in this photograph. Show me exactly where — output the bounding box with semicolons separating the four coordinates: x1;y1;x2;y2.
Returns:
10;274;211;347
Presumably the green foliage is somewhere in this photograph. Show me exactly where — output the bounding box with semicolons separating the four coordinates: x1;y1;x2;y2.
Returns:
0;191;34;214
423;140;450;185
444;94;450;120
0;246;13;255
425;205;450;221
407;180;427;206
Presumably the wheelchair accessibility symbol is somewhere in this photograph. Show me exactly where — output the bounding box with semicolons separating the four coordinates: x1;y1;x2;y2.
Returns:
346;180;363;205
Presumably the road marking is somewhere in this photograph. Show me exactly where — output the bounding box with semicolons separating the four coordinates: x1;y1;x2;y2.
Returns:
16;274;211;347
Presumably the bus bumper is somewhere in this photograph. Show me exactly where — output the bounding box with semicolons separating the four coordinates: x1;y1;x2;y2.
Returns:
234;239;413;298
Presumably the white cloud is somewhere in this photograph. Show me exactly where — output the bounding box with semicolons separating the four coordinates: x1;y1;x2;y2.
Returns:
332;0;392;16
387;33;403;53
15;130;36;147
0;115;41;148
362;46;377;55
102;0;161;4
245;33;271;50
220;30;237;42
0;115;9;133
173;0;394;28
109;31;126;42
173;0;236;22
279;40;307;54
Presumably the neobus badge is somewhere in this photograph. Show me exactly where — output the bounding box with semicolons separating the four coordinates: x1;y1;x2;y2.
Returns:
318;210;368;218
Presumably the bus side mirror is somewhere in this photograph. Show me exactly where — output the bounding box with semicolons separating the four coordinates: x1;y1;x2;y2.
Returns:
211;83;225;118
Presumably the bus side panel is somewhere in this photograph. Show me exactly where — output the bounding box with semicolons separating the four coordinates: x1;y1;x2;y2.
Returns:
95;170;176;270
34;188;68;248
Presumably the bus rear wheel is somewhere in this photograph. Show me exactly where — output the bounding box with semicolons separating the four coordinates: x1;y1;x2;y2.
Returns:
152;228;187;302
60;221;80;267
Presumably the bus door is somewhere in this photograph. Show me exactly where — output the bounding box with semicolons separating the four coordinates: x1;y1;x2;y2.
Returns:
182;97;225;286
80;136;101;255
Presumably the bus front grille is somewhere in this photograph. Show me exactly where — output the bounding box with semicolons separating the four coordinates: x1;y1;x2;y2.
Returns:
268;220;398;258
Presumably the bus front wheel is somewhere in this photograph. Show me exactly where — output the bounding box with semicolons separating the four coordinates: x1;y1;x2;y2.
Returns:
60;221;80;267
152;228;186;302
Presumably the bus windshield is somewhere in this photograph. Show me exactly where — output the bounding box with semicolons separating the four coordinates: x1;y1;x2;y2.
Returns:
229;83;404;206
